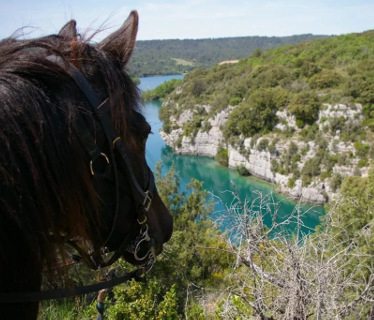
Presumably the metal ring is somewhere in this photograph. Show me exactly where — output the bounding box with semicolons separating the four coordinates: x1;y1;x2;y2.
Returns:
112;136;121;147
133;225;152;261
137;215;147;225
143;251;156;272
134;238;151;261
89;153;109;175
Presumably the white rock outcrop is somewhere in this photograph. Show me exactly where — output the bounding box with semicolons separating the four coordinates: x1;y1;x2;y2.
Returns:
228;146;275;183
161;107;230;156
164;127;224;157
160;103;368;204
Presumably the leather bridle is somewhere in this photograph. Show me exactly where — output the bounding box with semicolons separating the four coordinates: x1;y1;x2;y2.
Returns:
47;55;157;271
0;55;160;304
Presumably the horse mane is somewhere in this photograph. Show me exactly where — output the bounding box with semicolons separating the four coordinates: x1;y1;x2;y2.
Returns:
0;32;141;270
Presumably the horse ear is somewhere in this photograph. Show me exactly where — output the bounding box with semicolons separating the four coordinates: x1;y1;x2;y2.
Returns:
99;10;138;65
58;20;78;40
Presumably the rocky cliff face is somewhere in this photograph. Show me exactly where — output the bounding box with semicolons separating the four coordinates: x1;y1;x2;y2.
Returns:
160;108;229;156
160;103;369;204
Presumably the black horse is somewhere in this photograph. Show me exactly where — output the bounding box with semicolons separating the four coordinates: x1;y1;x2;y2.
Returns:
0;11;172;319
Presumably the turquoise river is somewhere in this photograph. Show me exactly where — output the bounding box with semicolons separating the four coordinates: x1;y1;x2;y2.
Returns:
139;75;325;235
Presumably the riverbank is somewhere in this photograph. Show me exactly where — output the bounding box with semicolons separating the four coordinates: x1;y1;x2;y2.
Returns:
160;101;369;205
140;75;325;234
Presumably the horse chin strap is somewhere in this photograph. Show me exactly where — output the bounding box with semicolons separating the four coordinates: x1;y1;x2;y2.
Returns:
68;213;157;272
46;55;157;272
95;212;157;271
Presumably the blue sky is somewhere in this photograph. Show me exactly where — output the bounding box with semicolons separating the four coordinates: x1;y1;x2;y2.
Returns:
1;0;373;41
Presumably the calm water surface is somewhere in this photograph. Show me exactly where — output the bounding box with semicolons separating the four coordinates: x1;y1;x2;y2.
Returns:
139;75;325;235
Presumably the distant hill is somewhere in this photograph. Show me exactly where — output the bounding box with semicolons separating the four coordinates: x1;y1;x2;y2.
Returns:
128;34;330;77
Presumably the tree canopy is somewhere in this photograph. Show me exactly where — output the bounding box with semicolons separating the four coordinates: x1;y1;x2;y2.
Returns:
161;30;374;141
128;34;329;77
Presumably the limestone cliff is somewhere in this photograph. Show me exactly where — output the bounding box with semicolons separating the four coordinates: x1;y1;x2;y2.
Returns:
160;103;369;204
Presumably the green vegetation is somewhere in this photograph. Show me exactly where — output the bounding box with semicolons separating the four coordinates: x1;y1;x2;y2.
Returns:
224;88;289;140
39;30;374;320
39;166;374;319
128;34;330;77
215;146;229;166
142;78;183;101
161;30;374;141
39;164;232;319
105;280;178;320
159;30;374;191
236;164;250;176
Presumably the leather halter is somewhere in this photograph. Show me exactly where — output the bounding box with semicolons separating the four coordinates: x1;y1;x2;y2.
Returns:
0;56;159;304
47;55;157;269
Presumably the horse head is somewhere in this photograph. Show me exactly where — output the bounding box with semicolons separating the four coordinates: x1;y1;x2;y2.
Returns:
55;11;173;268
0;11;172;319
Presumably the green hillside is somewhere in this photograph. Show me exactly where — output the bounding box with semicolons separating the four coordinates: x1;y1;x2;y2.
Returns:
161;30;374;137
163;31;374;124
159;30;374;197
128;34;329;77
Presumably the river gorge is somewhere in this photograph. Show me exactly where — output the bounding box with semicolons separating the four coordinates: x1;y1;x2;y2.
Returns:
139;75;325;235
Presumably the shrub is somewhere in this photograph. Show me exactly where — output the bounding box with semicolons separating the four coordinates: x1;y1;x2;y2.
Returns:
191;79;207;97
229;96;242;106
288;91;320;125
106;280;179;320
236;164;250;176
302;175;312;186
296;119;305;128
300;146;309;156
216;146;229;166
288;141;298;154
331;173;343;191
357;159;368;168
257;138;269;151
143;79;183;101
202;120;212;132
309;70;342;89
288;177;296;188
163;121;172;134
183;116;202;138
301;157;321;178
354;141;370;159
320;170;332;180
299;124;318;141
224;88;278;138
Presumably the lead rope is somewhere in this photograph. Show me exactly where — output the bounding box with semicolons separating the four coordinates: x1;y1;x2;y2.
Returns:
0;268;146;303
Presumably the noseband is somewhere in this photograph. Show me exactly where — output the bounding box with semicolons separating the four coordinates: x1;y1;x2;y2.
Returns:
47;56;156;271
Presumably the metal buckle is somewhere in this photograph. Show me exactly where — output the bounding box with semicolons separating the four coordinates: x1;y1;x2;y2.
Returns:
89;153;109;175
143;190;152;212
112;136;121;148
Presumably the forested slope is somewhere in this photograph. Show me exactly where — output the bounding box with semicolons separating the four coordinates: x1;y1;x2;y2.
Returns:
160;30;374;203
128;34;329;76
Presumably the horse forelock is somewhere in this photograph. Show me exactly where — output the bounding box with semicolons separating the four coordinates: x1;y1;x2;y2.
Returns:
0;33;141;271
